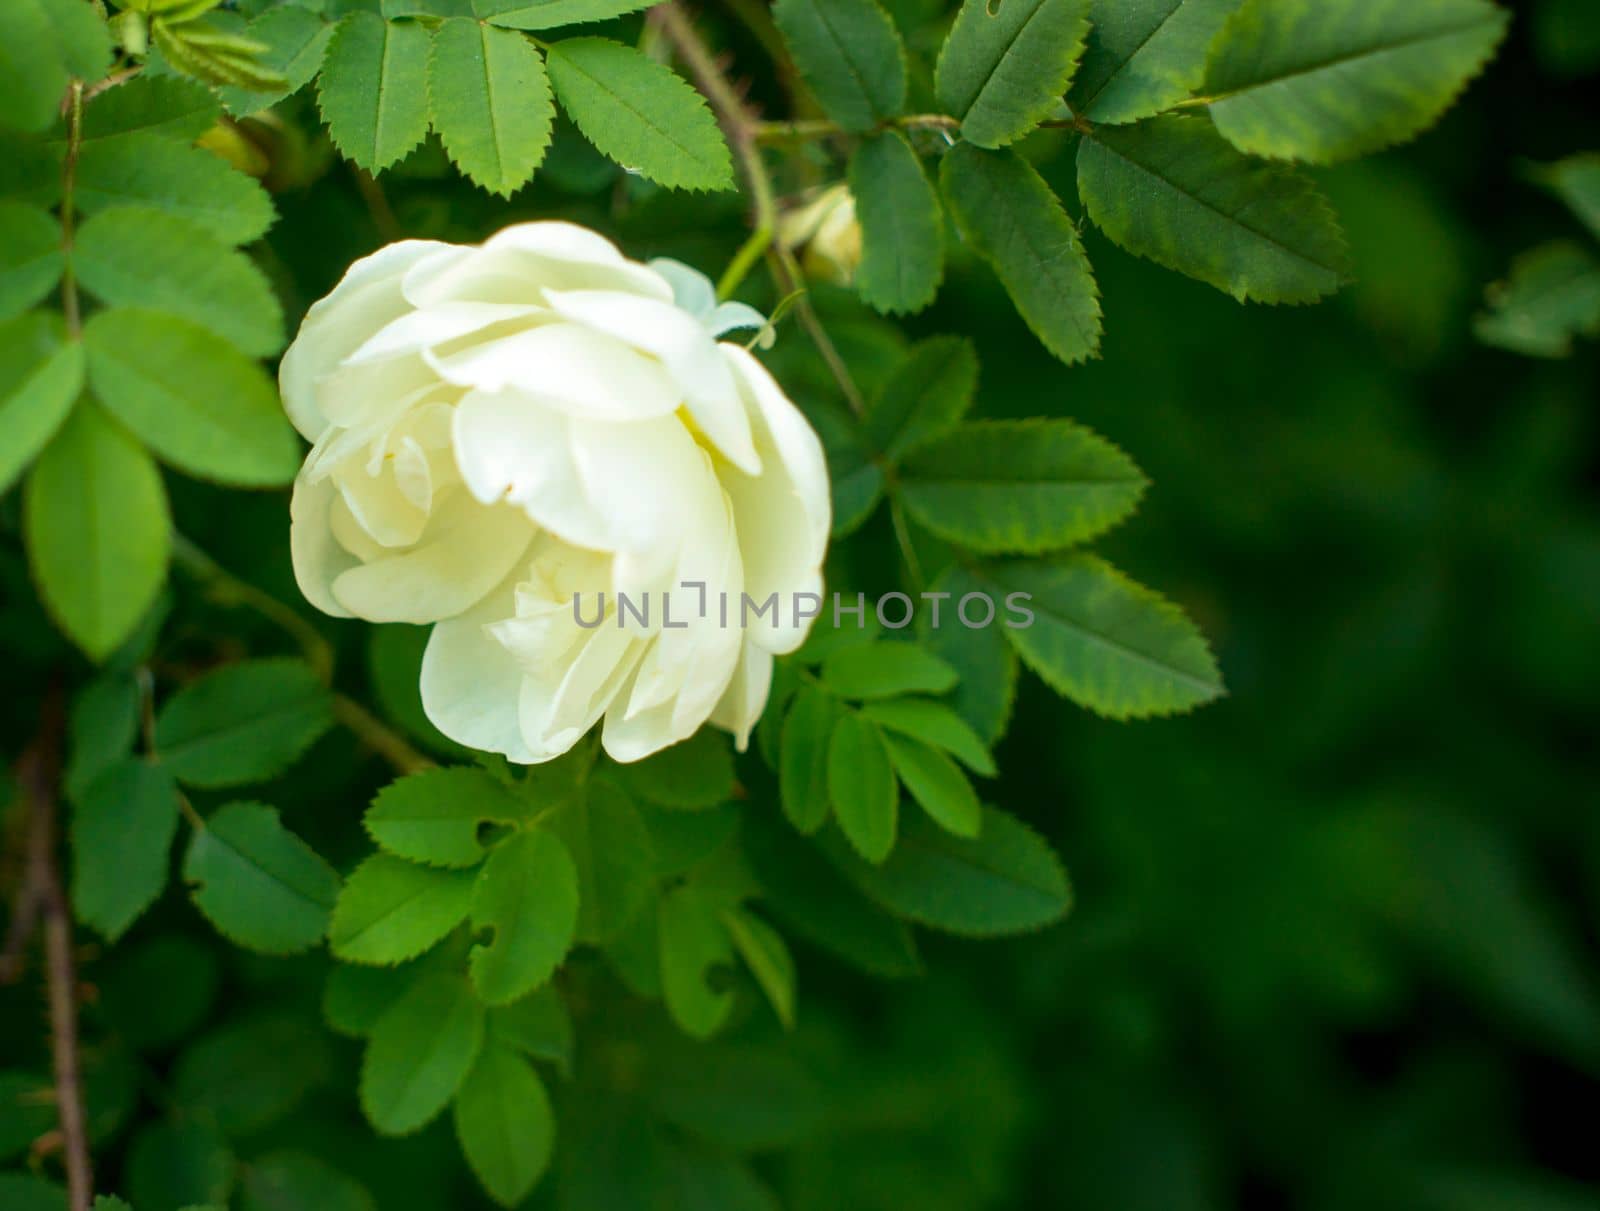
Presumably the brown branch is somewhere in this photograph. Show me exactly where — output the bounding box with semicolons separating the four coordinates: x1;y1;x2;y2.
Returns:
7;680;93;1211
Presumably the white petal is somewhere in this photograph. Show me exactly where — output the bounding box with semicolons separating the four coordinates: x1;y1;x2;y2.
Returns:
330;491;535;623
279;240;453;441
404;222;673;309
289;474;357;619
647;257;717;319
709;643;774;751
545;289;761;474
421;573;537;763
425;324;682;421
519;624;642;760
344;301;547;364
718;344;832;653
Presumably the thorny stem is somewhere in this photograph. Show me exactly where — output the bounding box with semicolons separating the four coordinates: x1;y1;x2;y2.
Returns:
59;81;85;339
3;682;93;1211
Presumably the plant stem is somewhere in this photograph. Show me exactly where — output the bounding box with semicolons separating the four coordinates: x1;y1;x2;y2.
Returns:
754;113;962;143
334;694;433;774
59;81;85;339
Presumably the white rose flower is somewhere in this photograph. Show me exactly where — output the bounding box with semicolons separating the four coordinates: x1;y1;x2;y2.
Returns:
282;221;830;763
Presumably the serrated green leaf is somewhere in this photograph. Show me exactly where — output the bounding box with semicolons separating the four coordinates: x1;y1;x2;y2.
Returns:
75;133;276;245
772;0;906;132
883;732;981;838
827;711;898;863
24;403;170;661
324;962;420;1038
1070;0;1242;124
779;686;837;834
365;766;531;868
331;854;477;964
218;4;335;112
238;1152;375;1211
941;142;1102;365
82;74;222;141
1475;241;1600;359
72;759;180;940
153;17;292;94
183;801;342;954
468;830;579;1005
1536;154;1600;241
721;907;796;1028
0;202;64;322
833;804;1070;935
486;986;573;1073
453;1046;554;1207
918;565;1019;745
899;418;1147;552
546;37;732;191
318;12;432;171
1080;114;1349;304
75;207;286;356
935;0;1090;148
615;728;735;810
857;696;995;776
977;554;1225;718
551;778;655;943
0;312;83;494
822;642;959;700
478;0;657;29
361;973;485;1135
0;131;63;206
659;884;736;1038
172;1015;327;1136
848;132;943;315
64;673;139;804
1204;0;1509;165
826;427;885;538
0;0;113;133
154;659;334;787
126;1120;235;1210
84;307;302;486
865;336;976;462
429;20;553;196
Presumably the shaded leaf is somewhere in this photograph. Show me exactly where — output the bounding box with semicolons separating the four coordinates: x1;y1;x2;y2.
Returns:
73;759;180;941
154;659;334;788
827;711;898;863
453;1046;554;1207
936;0;1091;148
849;132;943;314
361;973;485;1135
864;335;977;462
1071;0;1242;124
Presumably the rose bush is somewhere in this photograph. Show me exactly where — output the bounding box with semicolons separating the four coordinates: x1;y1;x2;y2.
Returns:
282;221;830;762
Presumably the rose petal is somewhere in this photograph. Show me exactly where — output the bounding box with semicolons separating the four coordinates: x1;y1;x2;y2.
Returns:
422;572;538;763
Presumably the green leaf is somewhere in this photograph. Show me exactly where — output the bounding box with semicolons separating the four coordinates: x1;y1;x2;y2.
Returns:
772;0;906;132
0;0;112;133
172;1015;327;1136
1475;242;1600;359
546;38;732;191
0;1175;65;1211
821;641;959;700
857;696;995;776
84;307;302;486
898;417;1146;554
217;5;336;112
154;659;334;787
864;336;977;462
834;804;1070;935
551;779;655;943
126;1120;235;1210
848;132;943;315
1204;0;1510;164
183;801;342;954
779;686;837;834
75;207;286;356
365;766;531;868
65;673;139;804
0;1072;54;1164
935;0;1090;148
478;0;659;29
0;131;63;206
76;133;276;246
940;142;1102;365
883;733;981;837
72;759;180;941
24;402;170;661
0;312;84;494
429;20;554;196
331;854;477;964
616;728;735;810
81;76;222;142
827;711;898;863
1070;0;1242;124
361;973;485;1135
324;962;419;1037
468;829;579;1005
1536;154;1600;241
238;1152;375;1211
826;427;885;538
1078;115;1349;304
0;202;64;322
977;554;1225;718
646;1045;822;1152
452;1046;554;1207
721;907;796;1028
745;813;921;977
918;564;1019;745
486;986;573;1073
318;12;432;172
97;934;219;1051
659;884;736;1038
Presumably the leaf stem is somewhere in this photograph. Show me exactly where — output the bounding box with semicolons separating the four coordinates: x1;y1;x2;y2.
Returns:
334;694;434;775
59;81;86;339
